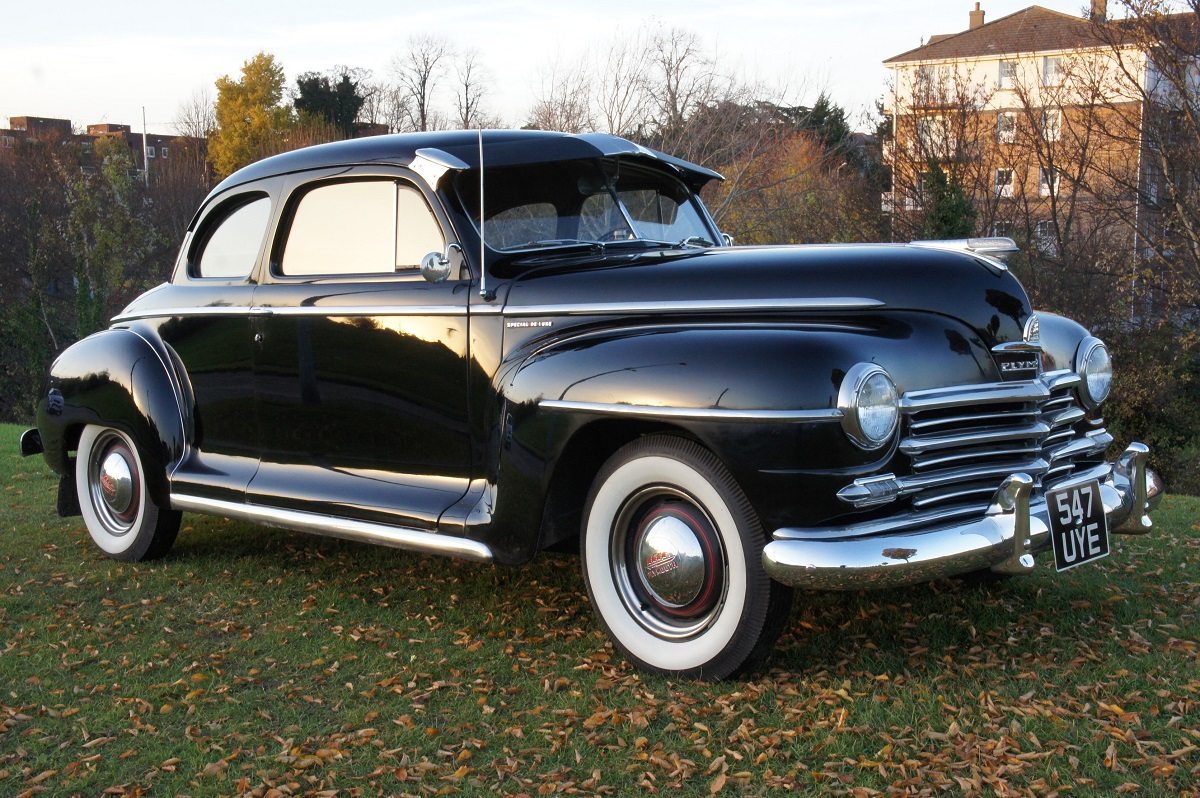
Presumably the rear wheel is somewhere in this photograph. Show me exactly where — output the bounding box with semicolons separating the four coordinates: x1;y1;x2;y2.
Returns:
581;435;792;679
76;425;180;561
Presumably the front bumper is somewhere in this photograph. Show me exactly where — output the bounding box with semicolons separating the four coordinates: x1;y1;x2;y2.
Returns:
762;443;1163;590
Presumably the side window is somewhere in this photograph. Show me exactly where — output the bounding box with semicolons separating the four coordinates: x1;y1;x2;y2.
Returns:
396;185;446;269
193;195;271;279
281;180;395;276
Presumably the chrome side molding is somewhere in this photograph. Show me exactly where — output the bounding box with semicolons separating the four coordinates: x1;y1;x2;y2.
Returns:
170;494;494;562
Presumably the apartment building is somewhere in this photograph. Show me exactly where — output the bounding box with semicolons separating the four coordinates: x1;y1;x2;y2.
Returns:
881;1;1181;255
1;115;206;173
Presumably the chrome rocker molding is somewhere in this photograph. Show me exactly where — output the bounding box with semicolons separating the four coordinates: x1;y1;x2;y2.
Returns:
762;442;1162;591
170;494;494;563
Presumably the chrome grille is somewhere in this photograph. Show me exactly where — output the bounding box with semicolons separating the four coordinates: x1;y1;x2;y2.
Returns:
895;371;1112;514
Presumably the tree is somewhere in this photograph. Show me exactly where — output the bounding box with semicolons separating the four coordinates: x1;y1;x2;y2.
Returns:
209;52;294;178
453;49;496;129
526;58;594;132
174;88;216;139
294;70;366;138
594;32;652;136
63;137;159;338
919;161;977;239
393;35;449;131
359;78;411;133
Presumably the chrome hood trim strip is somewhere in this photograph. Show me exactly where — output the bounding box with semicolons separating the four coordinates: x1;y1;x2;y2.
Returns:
540;399;843;423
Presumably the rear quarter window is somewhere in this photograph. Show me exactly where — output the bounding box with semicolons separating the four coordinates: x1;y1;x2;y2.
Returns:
191;194;271;279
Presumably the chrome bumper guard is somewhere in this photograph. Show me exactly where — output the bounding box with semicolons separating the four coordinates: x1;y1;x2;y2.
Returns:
762;443;1163;591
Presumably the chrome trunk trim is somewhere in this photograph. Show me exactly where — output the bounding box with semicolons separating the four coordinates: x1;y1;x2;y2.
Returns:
170;494;494;562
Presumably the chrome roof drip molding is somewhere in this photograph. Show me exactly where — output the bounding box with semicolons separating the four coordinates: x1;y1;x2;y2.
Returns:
539;399;843;423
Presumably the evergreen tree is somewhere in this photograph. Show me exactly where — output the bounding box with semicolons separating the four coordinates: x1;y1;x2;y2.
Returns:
920;161;976;239
294;71;365;138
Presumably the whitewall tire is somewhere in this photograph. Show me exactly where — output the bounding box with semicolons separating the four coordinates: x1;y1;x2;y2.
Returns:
76;424;181;561
581;435;792;679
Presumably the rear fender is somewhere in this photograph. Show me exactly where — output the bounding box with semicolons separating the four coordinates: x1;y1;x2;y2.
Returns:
37;327;189;510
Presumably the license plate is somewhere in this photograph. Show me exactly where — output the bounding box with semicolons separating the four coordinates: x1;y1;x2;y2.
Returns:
1047;480;1109;572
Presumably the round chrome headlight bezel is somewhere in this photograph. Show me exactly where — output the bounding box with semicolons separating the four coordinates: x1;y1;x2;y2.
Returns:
838;363;900;450
1075;336;1112;408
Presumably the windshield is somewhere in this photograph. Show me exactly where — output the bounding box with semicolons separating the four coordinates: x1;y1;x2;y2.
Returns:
454;157;715;254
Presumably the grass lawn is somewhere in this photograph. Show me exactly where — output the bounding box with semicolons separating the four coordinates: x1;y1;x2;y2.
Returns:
1;421;1196;797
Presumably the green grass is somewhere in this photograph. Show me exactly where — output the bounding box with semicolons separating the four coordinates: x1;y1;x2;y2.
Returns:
1;421;1196;797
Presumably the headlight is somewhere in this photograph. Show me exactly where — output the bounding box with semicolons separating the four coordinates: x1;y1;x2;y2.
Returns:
1075;337;1112;408
838;363;899;450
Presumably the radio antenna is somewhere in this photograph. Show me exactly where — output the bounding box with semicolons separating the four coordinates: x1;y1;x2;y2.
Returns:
477;128;489;300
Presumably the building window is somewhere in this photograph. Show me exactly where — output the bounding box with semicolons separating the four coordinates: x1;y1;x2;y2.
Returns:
998;60;1017;89
161;146;168;159
1041;109;1061;142
991;220;1013;237
1146;182;1159;206
915;117;955;156
995;168;1015;197
1042;56;1063;86
1039;167;1058;196
996;112;1016;144
1034;220;1058;254
147;145;156;158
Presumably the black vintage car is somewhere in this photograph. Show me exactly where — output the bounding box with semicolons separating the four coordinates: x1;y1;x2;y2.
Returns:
22;130;1162;679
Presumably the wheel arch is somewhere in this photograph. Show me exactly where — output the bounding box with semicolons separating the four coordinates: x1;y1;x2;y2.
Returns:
536;418;702;553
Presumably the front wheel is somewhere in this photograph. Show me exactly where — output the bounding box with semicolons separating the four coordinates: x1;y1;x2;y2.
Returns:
76;425;181;561
581;435;792;679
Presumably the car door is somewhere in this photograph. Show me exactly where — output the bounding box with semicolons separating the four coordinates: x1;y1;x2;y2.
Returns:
247;168;473;531
157;188;274;501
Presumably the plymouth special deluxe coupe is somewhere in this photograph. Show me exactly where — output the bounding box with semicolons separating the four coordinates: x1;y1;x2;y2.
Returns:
22;130;1163;679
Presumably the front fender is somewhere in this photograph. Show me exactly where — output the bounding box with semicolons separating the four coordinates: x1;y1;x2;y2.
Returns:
487;312;1000;556
1035;311;1089;373
37;327;188;509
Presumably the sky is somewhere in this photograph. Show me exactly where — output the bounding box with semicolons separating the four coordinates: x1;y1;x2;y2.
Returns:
1;0;1107;136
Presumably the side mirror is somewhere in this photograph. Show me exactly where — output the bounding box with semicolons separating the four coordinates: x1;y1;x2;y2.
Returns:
420;243;463;283
722;233;735;247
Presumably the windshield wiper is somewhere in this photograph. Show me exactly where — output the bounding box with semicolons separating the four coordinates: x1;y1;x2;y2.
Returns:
676;235;715;248
508;239;603;251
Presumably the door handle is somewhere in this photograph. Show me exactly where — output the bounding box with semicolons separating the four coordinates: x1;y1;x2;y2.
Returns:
248;306;273;316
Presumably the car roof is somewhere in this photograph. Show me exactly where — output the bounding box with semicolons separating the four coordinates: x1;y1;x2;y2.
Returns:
209;129;724;199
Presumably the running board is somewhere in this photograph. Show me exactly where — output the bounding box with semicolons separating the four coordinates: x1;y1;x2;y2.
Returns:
170;494;494;563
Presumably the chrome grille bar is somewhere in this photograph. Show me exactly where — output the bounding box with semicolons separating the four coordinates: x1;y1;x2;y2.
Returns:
842;371;1111;517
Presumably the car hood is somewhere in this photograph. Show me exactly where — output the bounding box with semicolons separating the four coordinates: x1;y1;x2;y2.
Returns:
499;243;1033;349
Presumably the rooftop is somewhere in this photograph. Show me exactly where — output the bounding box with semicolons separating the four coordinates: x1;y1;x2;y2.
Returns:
883;4;1186;64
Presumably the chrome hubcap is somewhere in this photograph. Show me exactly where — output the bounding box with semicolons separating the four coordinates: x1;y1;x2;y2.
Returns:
88;432;140;536
611;488;727;640
98;451;134;515
636;514;706;607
